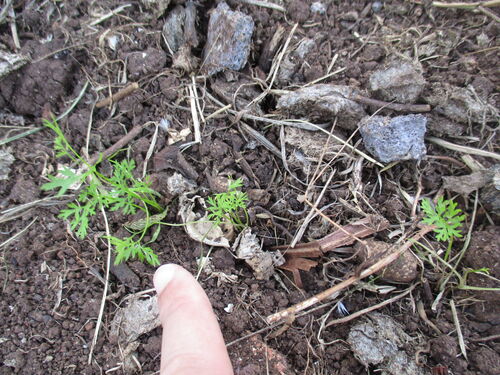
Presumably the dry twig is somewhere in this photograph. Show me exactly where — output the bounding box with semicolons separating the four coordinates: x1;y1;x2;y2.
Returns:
88;123;148;165
95;82;139;108
352;95;431;113
325;284;416;327
266;225;435;324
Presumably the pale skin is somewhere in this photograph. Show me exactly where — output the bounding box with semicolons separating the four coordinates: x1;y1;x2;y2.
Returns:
154;264;234;375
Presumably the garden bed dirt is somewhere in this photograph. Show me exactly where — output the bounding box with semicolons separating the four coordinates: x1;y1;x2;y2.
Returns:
0;1;499;374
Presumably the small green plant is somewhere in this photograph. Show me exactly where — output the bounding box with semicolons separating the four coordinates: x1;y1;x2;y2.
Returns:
421;196;466;261
41;117;162;266
206;177;249;231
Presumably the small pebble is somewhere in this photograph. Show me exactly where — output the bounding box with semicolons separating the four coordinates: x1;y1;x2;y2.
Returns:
372;1;383;13
310;2;327;15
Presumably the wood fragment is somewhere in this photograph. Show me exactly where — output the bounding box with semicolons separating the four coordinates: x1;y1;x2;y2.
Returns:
88;123;145;165
266;225;434;324
96;82;139;108
273;215;389;257
352;95;431;113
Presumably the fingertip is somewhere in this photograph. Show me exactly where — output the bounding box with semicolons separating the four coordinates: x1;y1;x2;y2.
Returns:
154;263;178;296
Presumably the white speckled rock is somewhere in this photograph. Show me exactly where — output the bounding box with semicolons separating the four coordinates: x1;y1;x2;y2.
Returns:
359;114;427;163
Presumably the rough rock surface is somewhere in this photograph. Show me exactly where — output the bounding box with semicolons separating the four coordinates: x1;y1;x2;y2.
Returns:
202;2;254;75
425;82;497;124
348;313;427;375
359;114;427;163
369;61;426;103
277;84;366;130
354;239;418;283
127;48;167;79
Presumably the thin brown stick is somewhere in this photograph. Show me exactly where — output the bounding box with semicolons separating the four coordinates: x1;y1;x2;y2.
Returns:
325;284;416;327
96;82;139;108
266;225;434;324
352;95;431;113
88;123;145;165
470;333;500;342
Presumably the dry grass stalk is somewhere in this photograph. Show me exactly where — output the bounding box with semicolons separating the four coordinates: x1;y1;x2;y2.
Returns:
290;173;335;247
249;23;298;106
8;6;20;50
325;284;416;327
432;0;500;9
236;0;286;12
88;4;132;27
88;206;112;364
450;300;468;360
427;136;500;161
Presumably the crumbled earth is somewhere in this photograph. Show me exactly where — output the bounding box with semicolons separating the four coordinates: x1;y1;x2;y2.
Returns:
0;1;499;374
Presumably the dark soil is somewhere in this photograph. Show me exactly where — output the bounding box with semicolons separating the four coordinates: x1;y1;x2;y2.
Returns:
1;1;499;374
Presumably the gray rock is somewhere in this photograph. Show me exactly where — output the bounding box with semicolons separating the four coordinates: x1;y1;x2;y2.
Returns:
277;38;316;84
359;114;427;163
202;2;254;75
277;84;366;130
0;149;14;180
162;2;199;55
348;313;428;375
127;48;167;79
162;6;186;54
369;61;425;103
0;47;29;79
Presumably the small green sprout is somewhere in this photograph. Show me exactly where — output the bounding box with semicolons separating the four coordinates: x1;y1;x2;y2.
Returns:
41;117;162;266
206;177;249;231
421;197;466;261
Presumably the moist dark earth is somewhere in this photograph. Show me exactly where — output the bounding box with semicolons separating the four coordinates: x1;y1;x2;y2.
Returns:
1;1;499;374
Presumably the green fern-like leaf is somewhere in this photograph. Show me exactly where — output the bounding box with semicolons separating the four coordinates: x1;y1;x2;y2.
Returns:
207;177;249;230
41;167;84;197
421;197;466;242
106;235;160;266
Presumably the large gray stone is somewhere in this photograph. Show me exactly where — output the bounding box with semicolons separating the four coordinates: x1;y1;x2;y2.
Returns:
202;2;254;75
359;114;427;163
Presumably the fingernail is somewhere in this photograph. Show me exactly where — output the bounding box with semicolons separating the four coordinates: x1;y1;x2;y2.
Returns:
154;264;176;296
